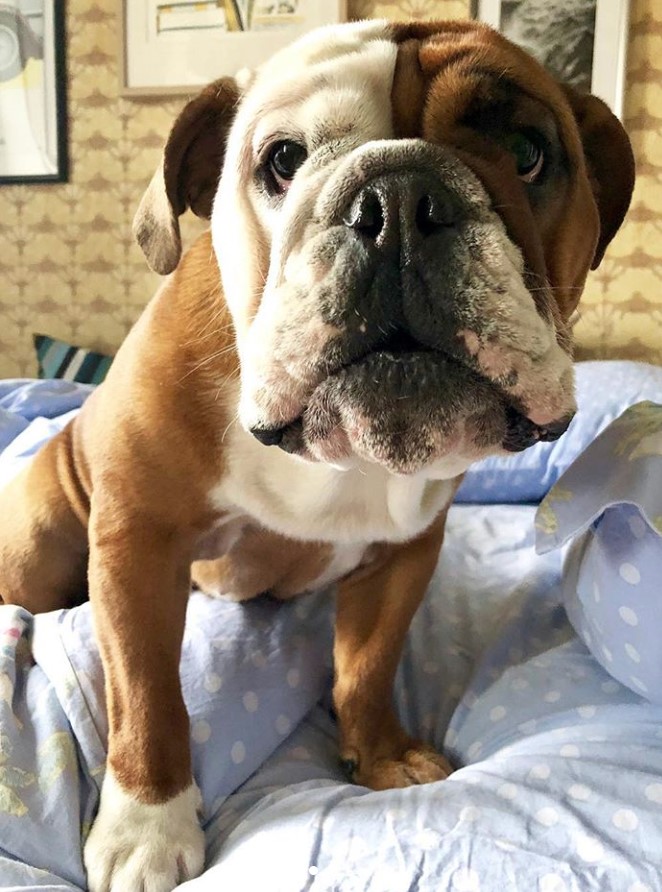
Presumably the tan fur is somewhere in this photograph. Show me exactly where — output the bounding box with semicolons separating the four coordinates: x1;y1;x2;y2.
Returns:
0;232;237;801
192;527;334;601
333;501;457;787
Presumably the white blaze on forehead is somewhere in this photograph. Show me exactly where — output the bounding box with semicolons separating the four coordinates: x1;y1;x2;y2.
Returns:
248;19;394;87
212;20;398;333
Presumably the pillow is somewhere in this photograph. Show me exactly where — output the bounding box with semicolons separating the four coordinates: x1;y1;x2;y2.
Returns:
536;401;662;703
0;379;92;455
455;361;662;504
34;334;113;385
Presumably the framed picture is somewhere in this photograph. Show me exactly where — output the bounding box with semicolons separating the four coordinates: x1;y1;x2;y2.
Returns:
473;0;630;119
120;0;347;97
0;1;68;184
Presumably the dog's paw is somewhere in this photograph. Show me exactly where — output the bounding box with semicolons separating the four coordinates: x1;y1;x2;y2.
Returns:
84;769;205;892
343;744;453;791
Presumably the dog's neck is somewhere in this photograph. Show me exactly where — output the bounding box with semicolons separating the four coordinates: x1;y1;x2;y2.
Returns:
210;384;459;545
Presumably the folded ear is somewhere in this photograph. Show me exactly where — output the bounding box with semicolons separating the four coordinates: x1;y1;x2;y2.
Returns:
563;86;635;270
133;78;241;275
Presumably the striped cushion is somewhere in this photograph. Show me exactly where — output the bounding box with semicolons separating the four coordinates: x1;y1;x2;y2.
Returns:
33;334;113;385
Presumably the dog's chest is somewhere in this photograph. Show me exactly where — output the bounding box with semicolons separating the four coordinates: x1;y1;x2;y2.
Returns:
210;421;457;545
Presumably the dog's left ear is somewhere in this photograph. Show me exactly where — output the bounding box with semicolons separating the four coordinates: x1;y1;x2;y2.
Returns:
563;86;635;269
134;77;241;275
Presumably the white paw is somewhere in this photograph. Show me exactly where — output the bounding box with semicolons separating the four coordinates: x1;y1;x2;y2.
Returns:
84;769;205;892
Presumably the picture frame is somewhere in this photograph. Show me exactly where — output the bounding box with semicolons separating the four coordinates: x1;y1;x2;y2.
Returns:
473;0;630;120
0;1;68;184
120;0;347;97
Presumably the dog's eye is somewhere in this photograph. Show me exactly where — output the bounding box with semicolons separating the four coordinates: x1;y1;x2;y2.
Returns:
266;140;308;192
505;132;544;183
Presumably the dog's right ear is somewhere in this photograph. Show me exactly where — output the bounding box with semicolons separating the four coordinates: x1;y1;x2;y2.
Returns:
562;85;635;270
134;78;241;275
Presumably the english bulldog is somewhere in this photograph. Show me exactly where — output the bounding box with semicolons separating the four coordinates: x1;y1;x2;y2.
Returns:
0;18;634;892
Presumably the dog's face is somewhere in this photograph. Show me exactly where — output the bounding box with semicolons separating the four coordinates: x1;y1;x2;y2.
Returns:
135;20;634;477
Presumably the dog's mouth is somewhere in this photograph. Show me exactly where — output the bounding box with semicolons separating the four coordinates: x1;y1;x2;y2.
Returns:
501;405;573;451
249;333;574;472
255;406;572;451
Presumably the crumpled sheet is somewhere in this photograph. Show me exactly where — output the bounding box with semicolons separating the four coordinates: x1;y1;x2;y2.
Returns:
1;379;661;891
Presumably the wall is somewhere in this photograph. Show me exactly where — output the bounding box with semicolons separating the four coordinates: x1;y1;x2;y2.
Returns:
0;0;659;376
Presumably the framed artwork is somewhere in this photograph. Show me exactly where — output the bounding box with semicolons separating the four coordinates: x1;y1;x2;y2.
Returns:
120;0;347;97
0;1;68;184
473;0;630;119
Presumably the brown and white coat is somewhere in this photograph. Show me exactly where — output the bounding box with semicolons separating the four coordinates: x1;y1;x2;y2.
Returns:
0;18;633;892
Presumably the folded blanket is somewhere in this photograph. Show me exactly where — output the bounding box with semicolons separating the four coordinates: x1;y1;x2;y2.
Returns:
538;401;662;703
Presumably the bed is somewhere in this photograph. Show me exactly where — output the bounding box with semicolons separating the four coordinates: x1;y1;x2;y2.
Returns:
1;361;661;892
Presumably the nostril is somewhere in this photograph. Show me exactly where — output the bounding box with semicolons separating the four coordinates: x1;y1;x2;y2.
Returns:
249;425;286;447
343;190;384;240
415;193;454;237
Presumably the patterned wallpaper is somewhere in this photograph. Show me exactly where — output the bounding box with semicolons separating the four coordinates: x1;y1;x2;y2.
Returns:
0;0;659;377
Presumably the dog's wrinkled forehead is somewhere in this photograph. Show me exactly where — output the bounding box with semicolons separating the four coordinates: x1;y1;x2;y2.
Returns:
230;20;398;172
229;18;574;172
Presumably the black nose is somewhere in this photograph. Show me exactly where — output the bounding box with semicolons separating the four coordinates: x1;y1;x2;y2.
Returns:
343;172;456;251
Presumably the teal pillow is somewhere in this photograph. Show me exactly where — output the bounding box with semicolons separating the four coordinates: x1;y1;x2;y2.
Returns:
33;334;113;386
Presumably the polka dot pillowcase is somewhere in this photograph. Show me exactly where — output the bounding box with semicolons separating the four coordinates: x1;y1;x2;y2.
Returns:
536;401;662;702
457;360;662;504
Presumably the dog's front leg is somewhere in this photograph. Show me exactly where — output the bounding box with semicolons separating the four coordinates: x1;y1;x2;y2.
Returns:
83;505;204;892
333;509;454;790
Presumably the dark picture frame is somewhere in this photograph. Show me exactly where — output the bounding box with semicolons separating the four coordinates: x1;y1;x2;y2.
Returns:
0;1;68;184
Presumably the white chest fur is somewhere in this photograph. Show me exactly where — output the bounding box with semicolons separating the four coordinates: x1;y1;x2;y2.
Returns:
211;419;458;546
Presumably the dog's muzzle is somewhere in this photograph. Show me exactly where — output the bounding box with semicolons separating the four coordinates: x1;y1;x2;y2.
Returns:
250;406;574;455
245;140;576;473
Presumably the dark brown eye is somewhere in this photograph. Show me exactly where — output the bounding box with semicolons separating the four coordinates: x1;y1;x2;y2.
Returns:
267;140;308;192
505;132;545;183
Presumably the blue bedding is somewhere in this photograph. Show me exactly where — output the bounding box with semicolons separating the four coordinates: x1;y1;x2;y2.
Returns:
1;365;662;892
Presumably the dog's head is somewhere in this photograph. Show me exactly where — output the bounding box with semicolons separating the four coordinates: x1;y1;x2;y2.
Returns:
135;20;634;476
